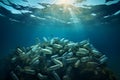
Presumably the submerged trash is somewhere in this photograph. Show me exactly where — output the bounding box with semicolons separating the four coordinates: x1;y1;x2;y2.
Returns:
9;37;117;80
10;71;19;80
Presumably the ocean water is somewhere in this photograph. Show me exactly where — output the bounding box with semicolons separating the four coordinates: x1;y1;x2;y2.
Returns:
0;0;120;80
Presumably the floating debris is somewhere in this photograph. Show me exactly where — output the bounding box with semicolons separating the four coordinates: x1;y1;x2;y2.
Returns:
9;37;117;80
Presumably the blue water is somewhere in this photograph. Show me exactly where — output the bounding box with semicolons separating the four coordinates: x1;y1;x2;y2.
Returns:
1;18;120;76
0;1;120;79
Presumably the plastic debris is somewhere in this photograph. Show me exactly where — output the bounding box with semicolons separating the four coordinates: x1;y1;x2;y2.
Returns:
41;48;52;54
52;71;61;80
9;37;113;80
74;60;81;68
47;58;63;71
10;71;19;80
53;44;62;49
37;73;47;80
81;56;91;63
23;68;36;75
43;37;48;42
76;48;89;56
99;55;108;64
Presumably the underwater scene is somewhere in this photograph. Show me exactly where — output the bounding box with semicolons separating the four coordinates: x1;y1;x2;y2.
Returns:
0;0;120;80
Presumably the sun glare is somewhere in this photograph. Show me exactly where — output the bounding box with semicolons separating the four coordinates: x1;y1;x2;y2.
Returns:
56;0;75;5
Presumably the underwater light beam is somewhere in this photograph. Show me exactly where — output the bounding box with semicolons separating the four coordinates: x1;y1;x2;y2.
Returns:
68;7;84;32
68;8;79;23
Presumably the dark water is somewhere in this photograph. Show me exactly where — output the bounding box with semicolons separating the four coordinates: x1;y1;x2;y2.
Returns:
0;1;120;80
